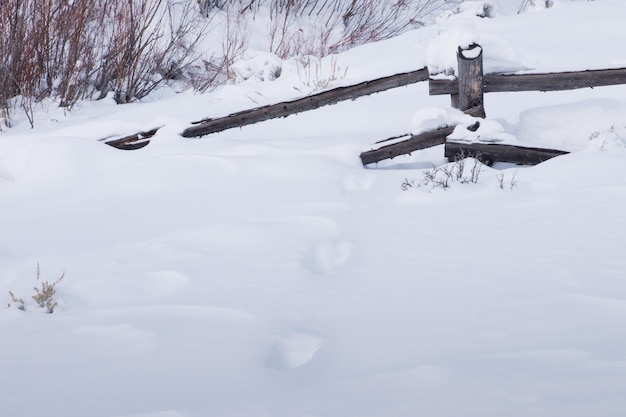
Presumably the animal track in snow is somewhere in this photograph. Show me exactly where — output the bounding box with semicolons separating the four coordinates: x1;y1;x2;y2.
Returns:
302;241;353;275
342;173;375;192
266;331;324;371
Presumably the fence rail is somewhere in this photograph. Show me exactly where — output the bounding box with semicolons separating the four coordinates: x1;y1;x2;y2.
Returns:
182;68;429;138
429;67;626;95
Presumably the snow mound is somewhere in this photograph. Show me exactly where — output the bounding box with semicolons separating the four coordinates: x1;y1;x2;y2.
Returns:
411;106;476;135
411;106;516;144
427;3;529;75
517;99;626;151
449;118;516;143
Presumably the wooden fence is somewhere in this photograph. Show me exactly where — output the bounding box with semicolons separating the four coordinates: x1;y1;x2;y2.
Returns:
360;43;626;165
107;44;626;166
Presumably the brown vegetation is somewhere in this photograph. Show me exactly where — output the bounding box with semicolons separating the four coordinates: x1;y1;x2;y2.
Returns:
0;0;454;127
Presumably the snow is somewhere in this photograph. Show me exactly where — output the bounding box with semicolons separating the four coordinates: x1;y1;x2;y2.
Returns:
3;1;626;417
449;117;516;143
517;99;626;151
427;2;530;75
411;106;476;134
228;51;284;83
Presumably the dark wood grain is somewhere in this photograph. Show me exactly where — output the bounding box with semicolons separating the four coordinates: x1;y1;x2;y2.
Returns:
445;141;569;165
104;127;159;150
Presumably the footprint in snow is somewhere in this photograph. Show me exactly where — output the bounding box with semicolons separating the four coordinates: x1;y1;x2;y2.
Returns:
302;241;353;275
266;332;324;371
341;173;375;192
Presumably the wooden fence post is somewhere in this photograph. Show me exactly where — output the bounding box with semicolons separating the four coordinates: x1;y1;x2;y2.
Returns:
455;43;485;117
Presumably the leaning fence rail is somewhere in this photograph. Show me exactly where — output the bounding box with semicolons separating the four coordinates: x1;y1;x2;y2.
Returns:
182;68;429;138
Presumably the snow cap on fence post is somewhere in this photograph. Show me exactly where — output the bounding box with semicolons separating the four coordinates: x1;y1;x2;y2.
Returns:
456;43;485;117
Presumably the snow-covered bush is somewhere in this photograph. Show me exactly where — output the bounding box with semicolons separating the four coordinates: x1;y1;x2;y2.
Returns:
228;52;283;83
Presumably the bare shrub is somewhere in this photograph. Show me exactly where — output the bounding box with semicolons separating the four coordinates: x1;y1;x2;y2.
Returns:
188;4;249;92
31;0;103;107
222;8;251;82
0;0;458;126
263;0;456;58
518;0;553;14
497;169;518;190
295;56;348;92
0;0;211;125
402;152;484;191
197;0;230;16
96;0;210;104
401;178;416;191
267;1;335;59
0;0;34;127
8;291;25;311
7;263;65;314
402;152;522;192
0;0;107;125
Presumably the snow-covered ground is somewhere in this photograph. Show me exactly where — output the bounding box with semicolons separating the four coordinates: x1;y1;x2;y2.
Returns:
2;1;626;416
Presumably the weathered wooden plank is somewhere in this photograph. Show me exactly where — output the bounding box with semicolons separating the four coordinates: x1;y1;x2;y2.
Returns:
360;127;455;166
445;141;569;166
104;127;159;150
182;68;430;137
429;77;458;95
110;140;151;150
456;44;485;116
429;67;626;95
485;68;626;92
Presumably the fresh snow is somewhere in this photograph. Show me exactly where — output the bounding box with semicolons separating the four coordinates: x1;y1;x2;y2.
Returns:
3;1;626;417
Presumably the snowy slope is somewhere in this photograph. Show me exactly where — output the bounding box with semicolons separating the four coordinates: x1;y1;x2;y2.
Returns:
2;1;626;417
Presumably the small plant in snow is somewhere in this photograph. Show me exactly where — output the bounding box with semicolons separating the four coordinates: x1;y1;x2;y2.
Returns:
587;124;626;150
7;263;65;314
518;0;553;14
401;152;521;192
401;178;416;191
295;56;348;92
8;291;25;311
497;170;518;190
410;151;483;190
